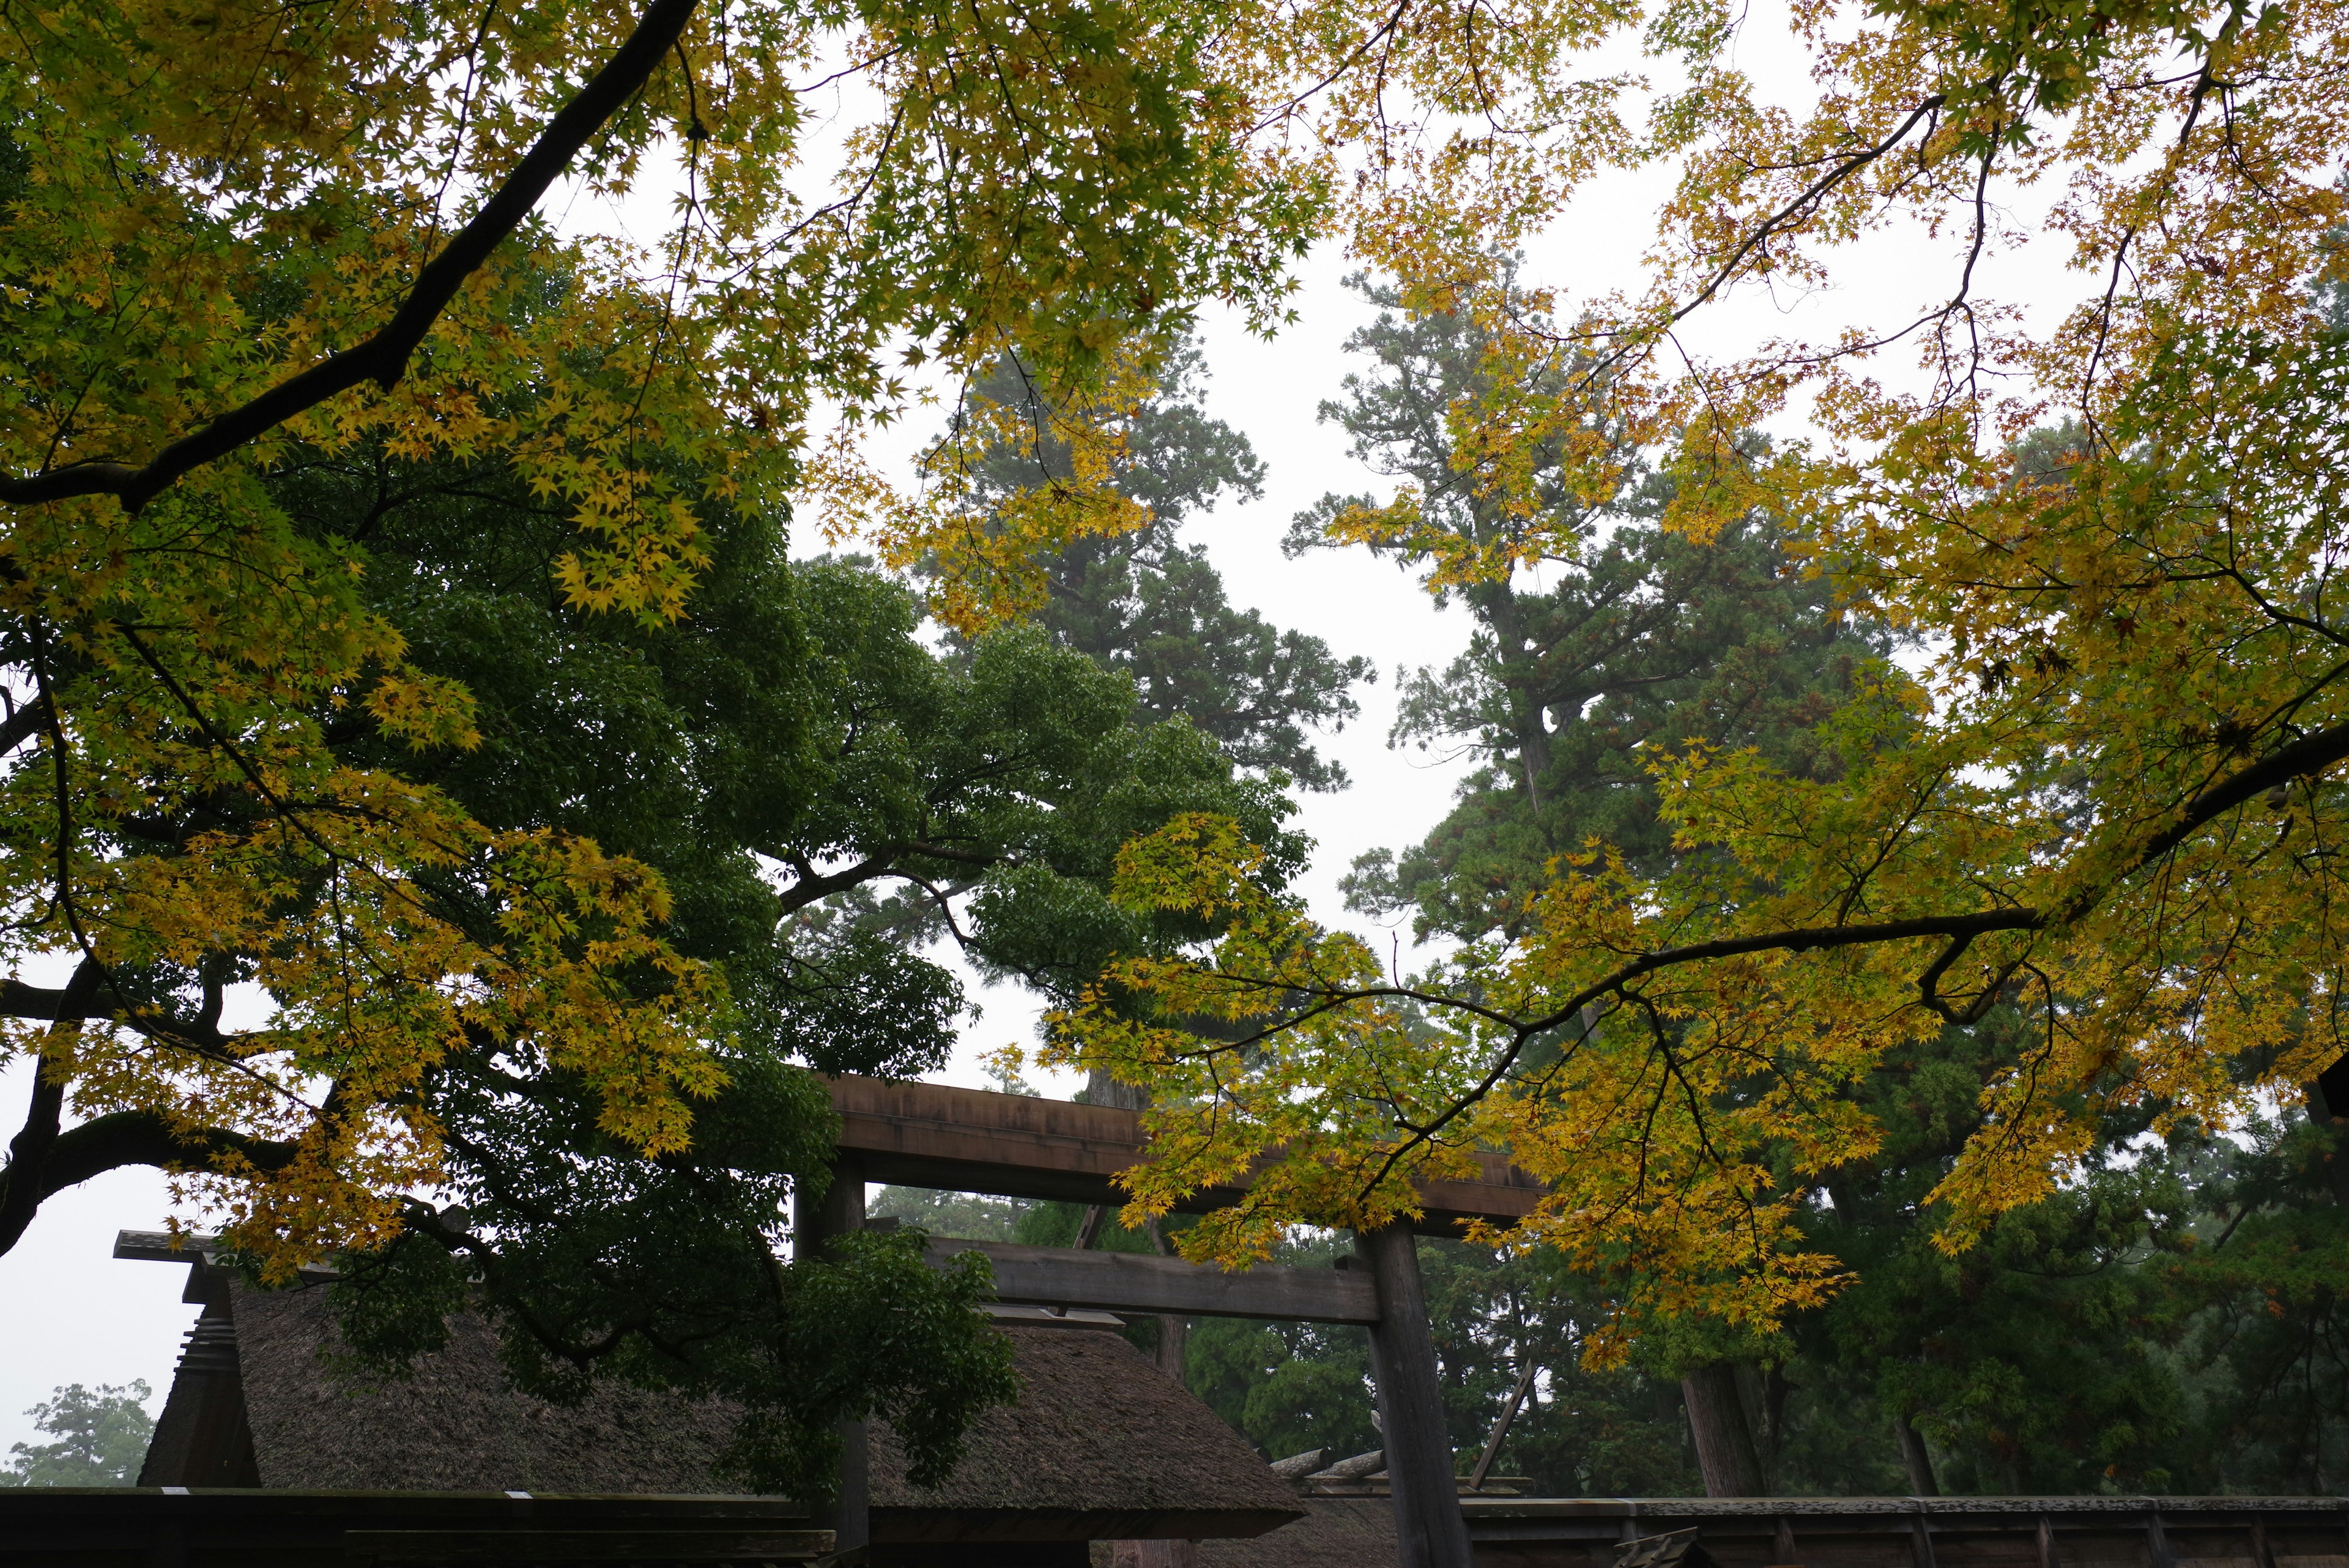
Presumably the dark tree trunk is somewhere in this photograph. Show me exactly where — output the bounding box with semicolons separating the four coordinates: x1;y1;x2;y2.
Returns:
1154;1311;1190;1381
795;1157;870;1553
1682;1362;1766;1497
1087;1068;1146;1110
1143;1214;1191;1381
1895;1414;1940;1496
2308;1059;2349;1208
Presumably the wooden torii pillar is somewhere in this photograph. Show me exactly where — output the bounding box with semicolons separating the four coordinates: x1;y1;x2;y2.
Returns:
807;1075;1541;1568
1355;1224;1478;1568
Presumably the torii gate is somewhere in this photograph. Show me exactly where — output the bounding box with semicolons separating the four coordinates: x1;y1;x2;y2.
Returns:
800;1074;1549;1568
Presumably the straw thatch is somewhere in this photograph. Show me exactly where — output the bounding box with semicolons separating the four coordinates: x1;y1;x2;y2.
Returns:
195;1279;1299;1543
232;1283;735;1494
867;1325;1294;1517
1200;1499;1399;1567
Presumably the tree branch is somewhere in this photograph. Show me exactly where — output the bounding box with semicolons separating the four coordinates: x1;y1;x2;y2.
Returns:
0;696;51;758
1497;715;2349;1042
0;1039;70;1255
0;1110;301;1258
1298;717;2349;1203
27;1110;299;1202
0;0;701;514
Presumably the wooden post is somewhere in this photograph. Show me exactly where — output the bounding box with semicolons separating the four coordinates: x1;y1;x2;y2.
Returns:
1353;1225;1474;1568
795;1156;869;1555
1909;1510;1938;1568
1894;1414;1939;1496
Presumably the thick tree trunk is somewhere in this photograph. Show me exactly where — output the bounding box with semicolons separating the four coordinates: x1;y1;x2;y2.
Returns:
2308;1059;2349;1207
1155;1311;1190;1381
795;1157;870;1554
1479;590;1552;808
1087;1068;1146;1111
1681;1362;1767;1497
1894;1414;1940;1496
1141;1216;1192;1381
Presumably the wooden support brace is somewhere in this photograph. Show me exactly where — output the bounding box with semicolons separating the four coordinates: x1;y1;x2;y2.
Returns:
1910;1510;1937;1568
1468;1362;1538;1490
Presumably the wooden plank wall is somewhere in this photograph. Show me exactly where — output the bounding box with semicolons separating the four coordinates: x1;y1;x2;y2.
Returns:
1463;1501;2349;1568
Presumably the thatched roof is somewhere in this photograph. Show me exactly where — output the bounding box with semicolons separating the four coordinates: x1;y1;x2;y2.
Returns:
869;1325;1289;1514
1196;1499;1399;1567
232;1283;735;1495
201;1278;1299;1543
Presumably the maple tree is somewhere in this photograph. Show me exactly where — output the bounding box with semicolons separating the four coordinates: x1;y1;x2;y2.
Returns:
6;0;2347;1489
1034;0;2349;1373
0;0;1341;1490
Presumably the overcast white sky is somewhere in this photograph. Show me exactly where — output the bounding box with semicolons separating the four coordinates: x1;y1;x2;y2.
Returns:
0;0;2116;1455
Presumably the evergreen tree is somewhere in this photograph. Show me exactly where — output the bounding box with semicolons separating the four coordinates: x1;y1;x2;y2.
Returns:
1285;276;1888;1490
1294;279;1887;941
871;314;2349;1503
951;340;1373;791
2158;1101;2349;1493
1773;1015;2201;1496
1;1383;154;1487
1256;283;2323;1501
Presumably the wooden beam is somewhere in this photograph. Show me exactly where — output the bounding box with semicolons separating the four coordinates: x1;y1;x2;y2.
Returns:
113;1230;219;1263
829;1075;1546;1233
117;1222;1380;1324
344;1528;834;1562
924;1236;1382;1323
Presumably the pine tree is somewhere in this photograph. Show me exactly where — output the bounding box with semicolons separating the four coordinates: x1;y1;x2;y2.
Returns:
1290;277;1887;1490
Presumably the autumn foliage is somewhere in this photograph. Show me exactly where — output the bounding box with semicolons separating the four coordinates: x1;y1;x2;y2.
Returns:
1036;0;2349;1356
4;0;2348;1419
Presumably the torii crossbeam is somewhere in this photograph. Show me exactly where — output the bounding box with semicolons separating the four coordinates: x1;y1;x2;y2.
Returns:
825;1072;1546;1233
806;1074;1542;1568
